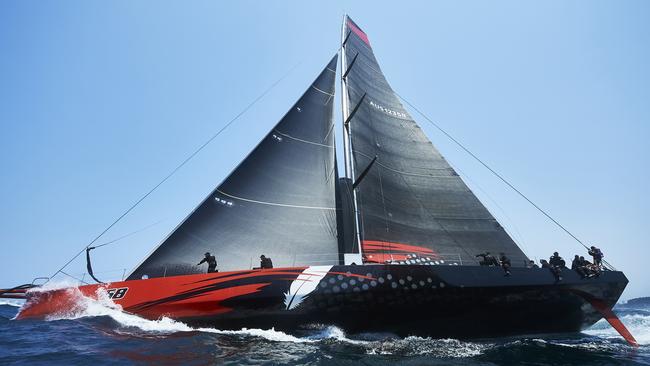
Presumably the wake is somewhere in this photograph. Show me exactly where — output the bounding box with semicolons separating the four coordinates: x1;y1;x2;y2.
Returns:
39;287;357;344
31;287;489;356
16;283;649;356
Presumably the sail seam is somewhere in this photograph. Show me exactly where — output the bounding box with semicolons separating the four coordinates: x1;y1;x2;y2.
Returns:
324;93;334;106
273;130;334;148
354;150;456;177
311;84;335;96
323;122;335;142
216;190;336;210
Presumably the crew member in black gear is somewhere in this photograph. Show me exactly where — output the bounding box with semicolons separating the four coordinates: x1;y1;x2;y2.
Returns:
540;259;551;268
491;255;500;266
546;252;564;282
573;255;588;278
579;256;599;278
197;252;218;273
260;255;273;269
499;253;511;276
527;260;539;268
476;252;490;266
571;255;581;271
476;252;499;266
588;246;604;267
549;252;566;268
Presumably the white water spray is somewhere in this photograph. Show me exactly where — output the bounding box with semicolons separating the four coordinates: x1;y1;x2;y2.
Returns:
37;286;364;344
585;313;650;346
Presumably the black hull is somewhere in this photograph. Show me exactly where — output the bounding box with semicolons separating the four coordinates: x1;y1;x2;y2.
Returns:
180;265;628;339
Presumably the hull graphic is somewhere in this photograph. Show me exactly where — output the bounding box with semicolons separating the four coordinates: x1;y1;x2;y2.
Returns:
16;265;628;338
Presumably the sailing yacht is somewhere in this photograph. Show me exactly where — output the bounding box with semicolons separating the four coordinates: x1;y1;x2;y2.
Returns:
1;17;635;344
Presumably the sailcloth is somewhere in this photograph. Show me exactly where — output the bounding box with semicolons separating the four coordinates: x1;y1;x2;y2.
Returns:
128;56;340;279
342;17;529;266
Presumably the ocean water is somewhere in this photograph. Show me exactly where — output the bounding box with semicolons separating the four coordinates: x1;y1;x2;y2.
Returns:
0;294;649;365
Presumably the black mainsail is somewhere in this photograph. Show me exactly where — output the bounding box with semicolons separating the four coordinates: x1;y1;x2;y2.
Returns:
128;56;340;279
341;17;529;266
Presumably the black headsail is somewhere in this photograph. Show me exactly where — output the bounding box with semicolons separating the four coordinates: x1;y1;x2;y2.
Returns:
128;56;339;279
341;17;529;266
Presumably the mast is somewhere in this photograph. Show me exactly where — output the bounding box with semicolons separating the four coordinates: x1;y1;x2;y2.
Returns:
340;15;364;264
340;15;352;178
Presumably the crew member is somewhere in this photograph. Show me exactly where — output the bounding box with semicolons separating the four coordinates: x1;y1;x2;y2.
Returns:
260;255;273;269
197;252;218;273
579;256;600;278
540;259;551;268
476;252;499;266
573;255;588;278
549;252;566;268
545;254;564;282
571;255;581;271
527;260;539;269
588;246;604;267
499;253;511;276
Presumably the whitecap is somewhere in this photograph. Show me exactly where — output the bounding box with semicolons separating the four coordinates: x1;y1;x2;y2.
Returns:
0;300;24;307
585;313;650;346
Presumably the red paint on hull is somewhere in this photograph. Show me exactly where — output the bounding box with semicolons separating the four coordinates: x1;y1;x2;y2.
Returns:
17;267;305;321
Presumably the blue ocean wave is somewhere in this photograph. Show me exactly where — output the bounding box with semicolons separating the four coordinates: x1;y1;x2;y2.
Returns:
0;298;649;365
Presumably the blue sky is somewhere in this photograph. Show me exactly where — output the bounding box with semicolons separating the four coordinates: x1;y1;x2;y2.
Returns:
1;1;648;299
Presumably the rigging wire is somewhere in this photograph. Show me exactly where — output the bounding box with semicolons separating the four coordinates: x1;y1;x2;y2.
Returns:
394;92;592;252
92;220;163;250
47;61;303;283
60;270;88;285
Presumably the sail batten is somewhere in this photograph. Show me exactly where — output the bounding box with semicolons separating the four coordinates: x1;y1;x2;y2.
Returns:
342;17;529;266
128;56;340;280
